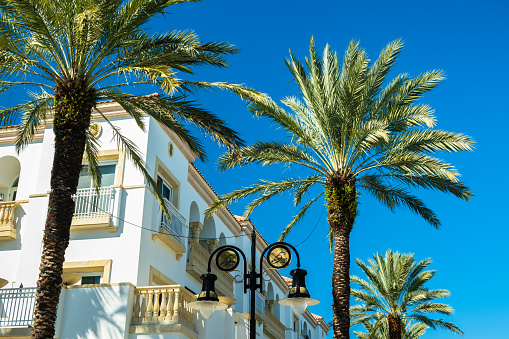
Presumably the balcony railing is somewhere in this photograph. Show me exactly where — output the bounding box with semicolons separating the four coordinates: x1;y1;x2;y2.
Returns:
130;285;196;336
0;201;20;240
160;198;186;246
72;187;115;218
0;288;36;327
254;290;265;316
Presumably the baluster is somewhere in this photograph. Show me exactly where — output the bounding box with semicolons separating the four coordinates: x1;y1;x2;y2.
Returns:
140;291;147;321
7;205;14;223
166;290;174;321
173;290;180;321
133;291;141;322
184;295;192;327
0;205;6;224
153;290;160;321
160;290;167;321
146;291;154;319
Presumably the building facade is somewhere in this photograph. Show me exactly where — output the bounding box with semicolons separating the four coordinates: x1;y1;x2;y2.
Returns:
0;101;329;339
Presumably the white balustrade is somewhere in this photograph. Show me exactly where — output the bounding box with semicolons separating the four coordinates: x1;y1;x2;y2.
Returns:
72;187;115;218
132;285;195;329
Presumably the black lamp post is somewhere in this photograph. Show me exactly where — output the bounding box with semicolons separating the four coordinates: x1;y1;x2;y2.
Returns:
189;231;319;339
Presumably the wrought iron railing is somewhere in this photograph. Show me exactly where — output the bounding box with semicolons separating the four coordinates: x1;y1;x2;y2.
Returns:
0;287;36;327
72;187;115;218
160;198;186;245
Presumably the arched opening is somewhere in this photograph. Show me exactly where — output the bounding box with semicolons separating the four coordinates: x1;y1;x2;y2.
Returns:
303;322;308;337
275;294;281;319
0;156;21;202
200;216;216;253
218;232;226;247
265;282;275;314
189;201;200;223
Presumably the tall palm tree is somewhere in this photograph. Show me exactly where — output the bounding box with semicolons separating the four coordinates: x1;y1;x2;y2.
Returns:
0;0;262;337
353;318;428;339
207;39;473;339
350;250;463;339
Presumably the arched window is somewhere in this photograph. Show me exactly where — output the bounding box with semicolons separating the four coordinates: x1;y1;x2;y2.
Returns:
0;156;21;202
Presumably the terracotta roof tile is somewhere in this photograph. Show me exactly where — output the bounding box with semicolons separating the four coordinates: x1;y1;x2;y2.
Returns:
281;276;293;287
0;125;18;130
234;215;250;222
311;313;324;322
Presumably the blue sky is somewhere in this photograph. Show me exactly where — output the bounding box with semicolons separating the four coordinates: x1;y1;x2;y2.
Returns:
3;0;508;337
153;1;508;338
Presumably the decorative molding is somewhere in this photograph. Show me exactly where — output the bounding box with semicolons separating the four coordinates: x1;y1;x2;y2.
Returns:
149;266;176;286
64;282;135;289
0;126;45;145
70;215;116;233
63;259;113;283
28;193;48;198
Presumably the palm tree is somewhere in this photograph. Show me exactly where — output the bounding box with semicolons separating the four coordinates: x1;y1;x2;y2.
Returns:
207;39;473;339
350;250;463;339
0;0;263;337
353;318;428;339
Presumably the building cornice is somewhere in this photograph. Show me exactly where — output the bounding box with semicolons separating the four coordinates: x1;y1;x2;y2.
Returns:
0;125;45;145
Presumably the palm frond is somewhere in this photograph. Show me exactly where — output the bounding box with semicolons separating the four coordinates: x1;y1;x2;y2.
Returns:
14;90;54;150
278;193;322;241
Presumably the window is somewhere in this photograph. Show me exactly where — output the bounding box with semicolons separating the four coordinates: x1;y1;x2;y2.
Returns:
74;163;117;219
11;177;18;201
63;259;112;284
77;164;116;189
156;176;173;203
81;275;101;285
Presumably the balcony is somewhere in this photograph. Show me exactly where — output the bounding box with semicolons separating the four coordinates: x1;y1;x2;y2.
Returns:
255;290;265;316
0;287;36;337
130;285;197;339
186;240;235;299
152;198;187;260
264;310;286;339
71;187;117;233
0;201;20;240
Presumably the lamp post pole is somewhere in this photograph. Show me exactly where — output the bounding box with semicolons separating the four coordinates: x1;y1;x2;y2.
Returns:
188;228;318;339
248;231;257;339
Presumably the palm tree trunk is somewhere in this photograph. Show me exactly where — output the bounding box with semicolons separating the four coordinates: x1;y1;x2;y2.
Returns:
326;172;357;339
31;82;95;339
388;314;402;339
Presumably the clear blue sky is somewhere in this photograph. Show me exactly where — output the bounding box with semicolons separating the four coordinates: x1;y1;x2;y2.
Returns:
154;1;507;338
4;1;508;337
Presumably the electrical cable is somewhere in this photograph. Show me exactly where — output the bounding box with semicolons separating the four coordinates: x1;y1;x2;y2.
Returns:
295;206;325;247
69;194;248;240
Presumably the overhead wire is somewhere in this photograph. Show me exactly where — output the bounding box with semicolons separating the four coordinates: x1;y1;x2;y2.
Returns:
59;194;248;240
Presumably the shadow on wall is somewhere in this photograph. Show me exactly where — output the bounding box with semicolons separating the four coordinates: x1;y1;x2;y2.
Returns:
58;284;132;339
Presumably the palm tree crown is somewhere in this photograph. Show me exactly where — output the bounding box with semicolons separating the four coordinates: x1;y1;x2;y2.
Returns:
0;1;262;337
353;318;428;339
350;250;463;338
208;39;473;339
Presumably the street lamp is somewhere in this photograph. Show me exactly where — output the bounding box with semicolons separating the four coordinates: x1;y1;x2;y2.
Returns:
188;231;319;339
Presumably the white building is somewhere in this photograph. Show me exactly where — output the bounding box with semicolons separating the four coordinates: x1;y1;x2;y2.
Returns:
0;100;329;339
